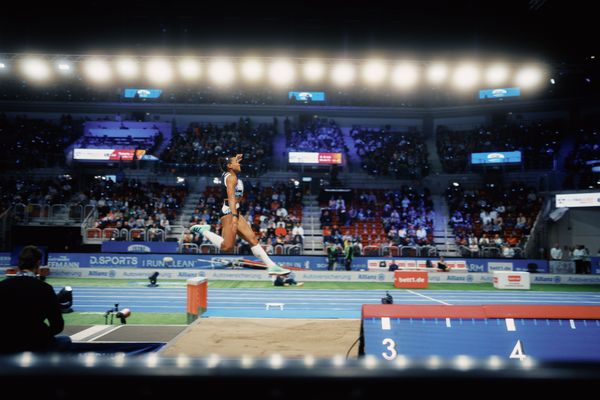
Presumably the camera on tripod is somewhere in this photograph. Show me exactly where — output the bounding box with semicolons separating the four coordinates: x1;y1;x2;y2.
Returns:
104;303;131;325
381;291;394;304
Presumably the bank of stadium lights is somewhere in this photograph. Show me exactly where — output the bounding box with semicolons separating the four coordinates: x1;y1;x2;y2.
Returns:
452;63;481;90
146;59;173;85
3;53;550;91
83;58;112;84
178;58;201;81
515;65;544;88
426;63;448;85
362;61;388;86
240;59;264;82
268;59;295;86
485;63;510;86
21;58;52;82
391;63;420;89
115;58;139;80
331;62;356;86
56;61;73;75
208;59;235;86
302;60;325;82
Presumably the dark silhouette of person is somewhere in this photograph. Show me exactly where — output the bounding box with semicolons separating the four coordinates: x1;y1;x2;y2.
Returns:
0;246;71;354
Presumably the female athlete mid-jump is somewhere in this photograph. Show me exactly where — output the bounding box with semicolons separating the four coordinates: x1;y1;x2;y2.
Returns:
191;154;290;275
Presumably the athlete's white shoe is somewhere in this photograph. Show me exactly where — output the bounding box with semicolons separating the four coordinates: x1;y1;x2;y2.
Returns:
190;225;203;234
267;264;291;275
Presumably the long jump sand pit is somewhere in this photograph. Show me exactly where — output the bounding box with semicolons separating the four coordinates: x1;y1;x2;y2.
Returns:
161;317;361;358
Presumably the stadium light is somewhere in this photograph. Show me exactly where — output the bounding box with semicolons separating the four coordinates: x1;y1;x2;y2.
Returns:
21;58;52;82
452;63;480;90
179;58;201;81
83;58;112;84
331;62;356;86
391;63;419;89
241;59;264;82
208;59;235;86
56;61;73;75
146;58;174;84
426;62;448;85
515;65;544;88
485;63;510;86
362;60;387;86
302;60;325;82
268;59;295;86
115;58;139;80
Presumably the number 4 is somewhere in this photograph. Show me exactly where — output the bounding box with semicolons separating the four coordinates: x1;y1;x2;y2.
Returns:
510;339;527;360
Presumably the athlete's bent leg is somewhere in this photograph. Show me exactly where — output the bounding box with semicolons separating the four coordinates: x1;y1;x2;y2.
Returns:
236;216;290;275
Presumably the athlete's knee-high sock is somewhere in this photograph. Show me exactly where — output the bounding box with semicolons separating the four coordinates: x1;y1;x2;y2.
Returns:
251;244;277;268
202;230;224;249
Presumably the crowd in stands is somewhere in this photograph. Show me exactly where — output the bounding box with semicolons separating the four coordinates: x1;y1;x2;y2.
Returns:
445;181;542;258
160;118;274;177
436;120;565;173
287;118;348;153
350;126;429;179
183;180;304;254
88;178;187;241
320;186;435;255
0;176;79;217
0;114;81;170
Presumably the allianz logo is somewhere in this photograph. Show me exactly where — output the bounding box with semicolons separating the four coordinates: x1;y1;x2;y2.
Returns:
127;245;151;252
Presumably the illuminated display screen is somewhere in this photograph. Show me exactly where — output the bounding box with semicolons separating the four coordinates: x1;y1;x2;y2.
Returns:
123;88;162;99
74;148;146;161
556;192;600;208
479;87;520;99
288;91;326;102
471;151;522;165
288;151;343;165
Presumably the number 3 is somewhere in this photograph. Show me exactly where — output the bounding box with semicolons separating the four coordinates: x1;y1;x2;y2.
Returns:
382;338;397;360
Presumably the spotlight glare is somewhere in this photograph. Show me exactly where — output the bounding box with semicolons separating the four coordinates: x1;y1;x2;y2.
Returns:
179;58;201;80
331;62;356;86
391;63;419;89
115;58;139;80
268;59;295;86
21;58;52;82
241;59;264;82
208;59;235;86
427;63;448;85
56;61;73;74
452;63;480;90
485;63;510;86
146;58;174;84
515;65;544;88
303;60;325;82
83;59;112;84
362;60;387;85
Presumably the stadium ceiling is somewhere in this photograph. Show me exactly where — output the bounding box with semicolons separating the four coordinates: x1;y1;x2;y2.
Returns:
0;1;595;62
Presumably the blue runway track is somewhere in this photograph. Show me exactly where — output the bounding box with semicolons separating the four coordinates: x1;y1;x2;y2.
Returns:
59;286;600;319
